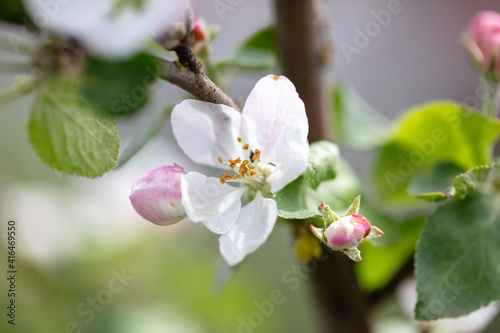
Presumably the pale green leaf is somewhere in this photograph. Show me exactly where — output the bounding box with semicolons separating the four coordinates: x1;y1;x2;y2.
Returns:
374;101;500;208
304;140;340;189
412;162;500;202
29;77;120;178
275;159;360;219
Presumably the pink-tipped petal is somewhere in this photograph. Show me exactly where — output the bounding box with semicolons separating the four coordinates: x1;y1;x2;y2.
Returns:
130;166;186;225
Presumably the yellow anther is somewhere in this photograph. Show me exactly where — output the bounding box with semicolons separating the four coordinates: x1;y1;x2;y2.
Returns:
252;149;261;161
249;171;257;176
223;174;233;180
234;157;241;164
218;157;223;164
273;75;280;81
232;174;239;180
242;160;250;165
239;169;246;177
248;164;255;169
237;137;242;143
219;177;226;185
242;144;250;150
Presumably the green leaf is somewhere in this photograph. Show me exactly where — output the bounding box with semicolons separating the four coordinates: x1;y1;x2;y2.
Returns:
453;162;500;199
80;53;159;117
240;26;278;55
274;177;321;219
0;0;28;24
29;77;120;178
408;162;466;200
331;82;391;150
216;49;277;71
374;101;500;208
411;162;500;202
275;159;360;219
304;141;340;189
216;26;278;72
415;191;500;320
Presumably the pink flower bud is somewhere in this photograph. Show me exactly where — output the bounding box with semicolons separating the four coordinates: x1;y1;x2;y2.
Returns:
130;166;186;226
464;11;500;81
324;214;372;249
192;18;210;53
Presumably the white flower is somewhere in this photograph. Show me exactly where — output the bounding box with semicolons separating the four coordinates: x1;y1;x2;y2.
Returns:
24;0;188;59
171;75;309;265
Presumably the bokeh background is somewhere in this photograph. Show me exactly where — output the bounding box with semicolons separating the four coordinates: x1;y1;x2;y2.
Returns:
2;0;500;332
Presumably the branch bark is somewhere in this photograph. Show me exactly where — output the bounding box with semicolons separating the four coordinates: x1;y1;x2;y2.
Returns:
274;0;332;143
274;1;371;332
159;59;240;111
155;11;240;111
310;245;371;333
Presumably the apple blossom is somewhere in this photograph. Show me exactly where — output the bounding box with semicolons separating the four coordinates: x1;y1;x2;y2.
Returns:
463;11;500;81
310;197;384;262
24;0;187;59
130;166;186;226
171;75;309;265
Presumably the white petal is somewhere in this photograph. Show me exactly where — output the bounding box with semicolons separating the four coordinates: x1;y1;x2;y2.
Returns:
241;75;309;192
181;172;244;234
24;0;186;59
172;100;242;168
266;123;310;192
219;192;278;266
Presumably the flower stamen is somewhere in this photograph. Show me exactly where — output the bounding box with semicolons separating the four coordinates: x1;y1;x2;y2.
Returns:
218;137;267;188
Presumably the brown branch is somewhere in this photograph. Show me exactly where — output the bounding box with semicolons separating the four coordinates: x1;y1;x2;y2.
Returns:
159;59;240;111
310;245;371;333
274;0;333;143
155;10;240;111
274;1;371;332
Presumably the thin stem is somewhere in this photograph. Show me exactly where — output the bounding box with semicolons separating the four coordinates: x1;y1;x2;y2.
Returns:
483;83;500;118
0;54;33;72
0;31;36;55
0;78;36;105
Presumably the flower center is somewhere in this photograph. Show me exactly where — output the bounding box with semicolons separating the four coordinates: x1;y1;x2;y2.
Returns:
218;137;273;194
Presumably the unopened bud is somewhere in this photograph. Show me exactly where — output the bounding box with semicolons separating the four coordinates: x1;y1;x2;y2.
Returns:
192;18;211;54
463;11;500;82
310;197;385;262
324;215;371;249
130;166;186;225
